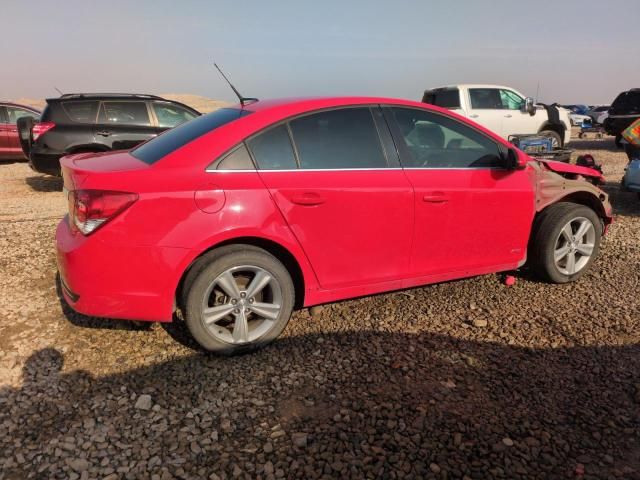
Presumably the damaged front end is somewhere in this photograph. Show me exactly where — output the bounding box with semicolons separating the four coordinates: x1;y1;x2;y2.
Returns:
531;159;613;230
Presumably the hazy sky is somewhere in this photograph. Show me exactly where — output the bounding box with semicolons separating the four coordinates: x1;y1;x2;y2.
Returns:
2;0;639;104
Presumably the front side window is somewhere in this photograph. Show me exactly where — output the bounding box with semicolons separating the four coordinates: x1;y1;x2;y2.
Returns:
288;107;387;169
6;107;39;123
247;124;298;170
469;88;503;109
133;108;251;164
99;101;151;126
499;90;525;110
391;107;503;169
61;101;99;123
152;102;198;128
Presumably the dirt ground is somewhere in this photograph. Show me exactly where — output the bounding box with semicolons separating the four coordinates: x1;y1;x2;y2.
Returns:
0;135;639;479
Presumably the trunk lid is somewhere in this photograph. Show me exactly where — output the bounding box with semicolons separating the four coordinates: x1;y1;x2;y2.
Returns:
60;150;150;192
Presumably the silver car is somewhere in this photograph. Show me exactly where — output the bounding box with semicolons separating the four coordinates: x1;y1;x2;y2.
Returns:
622;159;640;198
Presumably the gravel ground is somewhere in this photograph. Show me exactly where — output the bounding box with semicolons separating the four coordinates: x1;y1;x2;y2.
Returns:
0;137;639;480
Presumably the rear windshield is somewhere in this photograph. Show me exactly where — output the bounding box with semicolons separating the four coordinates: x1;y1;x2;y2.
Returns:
422;89;461;109
611;91;640;114
131;108;252;164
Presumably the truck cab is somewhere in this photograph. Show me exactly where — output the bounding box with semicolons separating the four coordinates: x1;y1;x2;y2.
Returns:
422;84;571;147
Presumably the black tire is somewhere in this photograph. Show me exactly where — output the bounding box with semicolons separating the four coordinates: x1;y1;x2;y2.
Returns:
615;134;623;149
539;130;563;148
182;245;295;354
528;202;602;283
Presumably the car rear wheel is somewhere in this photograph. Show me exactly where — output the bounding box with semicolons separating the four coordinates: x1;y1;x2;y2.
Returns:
529;203;602;283
182;245;295;354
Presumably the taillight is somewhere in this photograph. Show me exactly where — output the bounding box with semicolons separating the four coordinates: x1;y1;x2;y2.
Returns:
68;190;138;235
32;121;56;141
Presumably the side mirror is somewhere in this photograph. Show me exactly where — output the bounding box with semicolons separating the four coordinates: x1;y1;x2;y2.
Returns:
523;97;536;116
502;148;528;170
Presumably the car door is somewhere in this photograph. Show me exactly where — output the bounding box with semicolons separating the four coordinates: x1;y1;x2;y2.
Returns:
498;88;539;137
0;107;10;159
5;106;39;156
385;106;535;279
467;88;505;137
94;101;157;150
251;106;414;290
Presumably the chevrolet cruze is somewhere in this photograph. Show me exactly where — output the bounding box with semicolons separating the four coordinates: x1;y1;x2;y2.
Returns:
56;97;612;354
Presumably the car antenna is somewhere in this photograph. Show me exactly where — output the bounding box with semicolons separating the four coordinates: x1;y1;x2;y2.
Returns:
213;62;258;107
54;86;64;96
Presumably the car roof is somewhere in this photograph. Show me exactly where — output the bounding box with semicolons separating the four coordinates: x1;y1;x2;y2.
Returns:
0;102;41;112
424;84;517;91
239;96;431;114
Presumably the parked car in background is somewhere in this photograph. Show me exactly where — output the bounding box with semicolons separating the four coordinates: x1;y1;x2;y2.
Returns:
423;85;571;147
604;89;640;147
19;93;200;175
56;96;611;354
0;102;40;160
568;112;592;126
563;105;591;116
587;105;610;125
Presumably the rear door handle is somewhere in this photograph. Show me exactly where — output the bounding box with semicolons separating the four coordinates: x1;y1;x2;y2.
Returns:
290;192;326;206
423;193;449;203
469;114;479;119
504;114;512;118
96;130;111;137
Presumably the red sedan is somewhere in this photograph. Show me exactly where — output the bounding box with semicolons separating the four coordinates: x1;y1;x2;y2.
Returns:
0;102;40;160
56;97;612;353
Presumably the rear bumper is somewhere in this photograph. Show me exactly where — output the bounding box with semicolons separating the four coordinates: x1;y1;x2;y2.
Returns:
56;218;190;322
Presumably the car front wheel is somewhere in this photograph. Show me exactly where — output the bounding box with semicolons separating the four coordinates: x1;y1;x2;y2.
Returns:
529;203;602;283
182;245;295;354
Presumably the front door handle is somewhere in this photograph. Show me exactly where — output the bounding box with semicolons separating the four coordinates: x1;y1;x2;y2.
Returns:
469;114;479;119
290;192;326;206
504;114;512;118
423;193;449;203
96;130;111;137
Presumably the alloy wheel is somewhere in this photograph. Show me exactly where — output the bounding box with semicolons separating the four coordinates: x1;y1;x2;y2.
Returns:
201;265;282;344
553;217;596;275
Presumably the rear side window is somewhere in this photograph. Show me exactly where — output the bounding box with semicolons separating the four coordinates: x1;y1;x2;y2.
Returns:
423;89;461;109
152;102;198;128
6;107;39;123
99;101;150;126
132;108;252;164
61;101;99;123
247;125;298;170
216;144;254;170
289;107;387;169
469;89;503;109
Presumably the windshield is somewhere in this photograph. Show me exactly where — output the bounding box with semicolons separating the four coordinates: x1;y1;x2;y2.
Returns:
131;108;252;164
611;91;640;114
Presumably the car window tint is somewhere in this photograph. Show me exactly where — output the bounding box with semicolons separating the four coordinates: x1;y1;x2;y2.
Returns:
132;108;252;164
247;125;297;170
99;101;150;126
423;89;460;108
289;107;387;169
499;90;524;110
469;89;503;109
152;102;198;128
216;144;255;170
392;107;502;169
6;107;39;123
61;101;99;123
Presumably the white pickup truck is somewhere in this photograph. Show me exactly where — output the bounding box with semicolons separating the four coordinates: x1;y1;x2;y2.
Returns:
422;84;571;147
